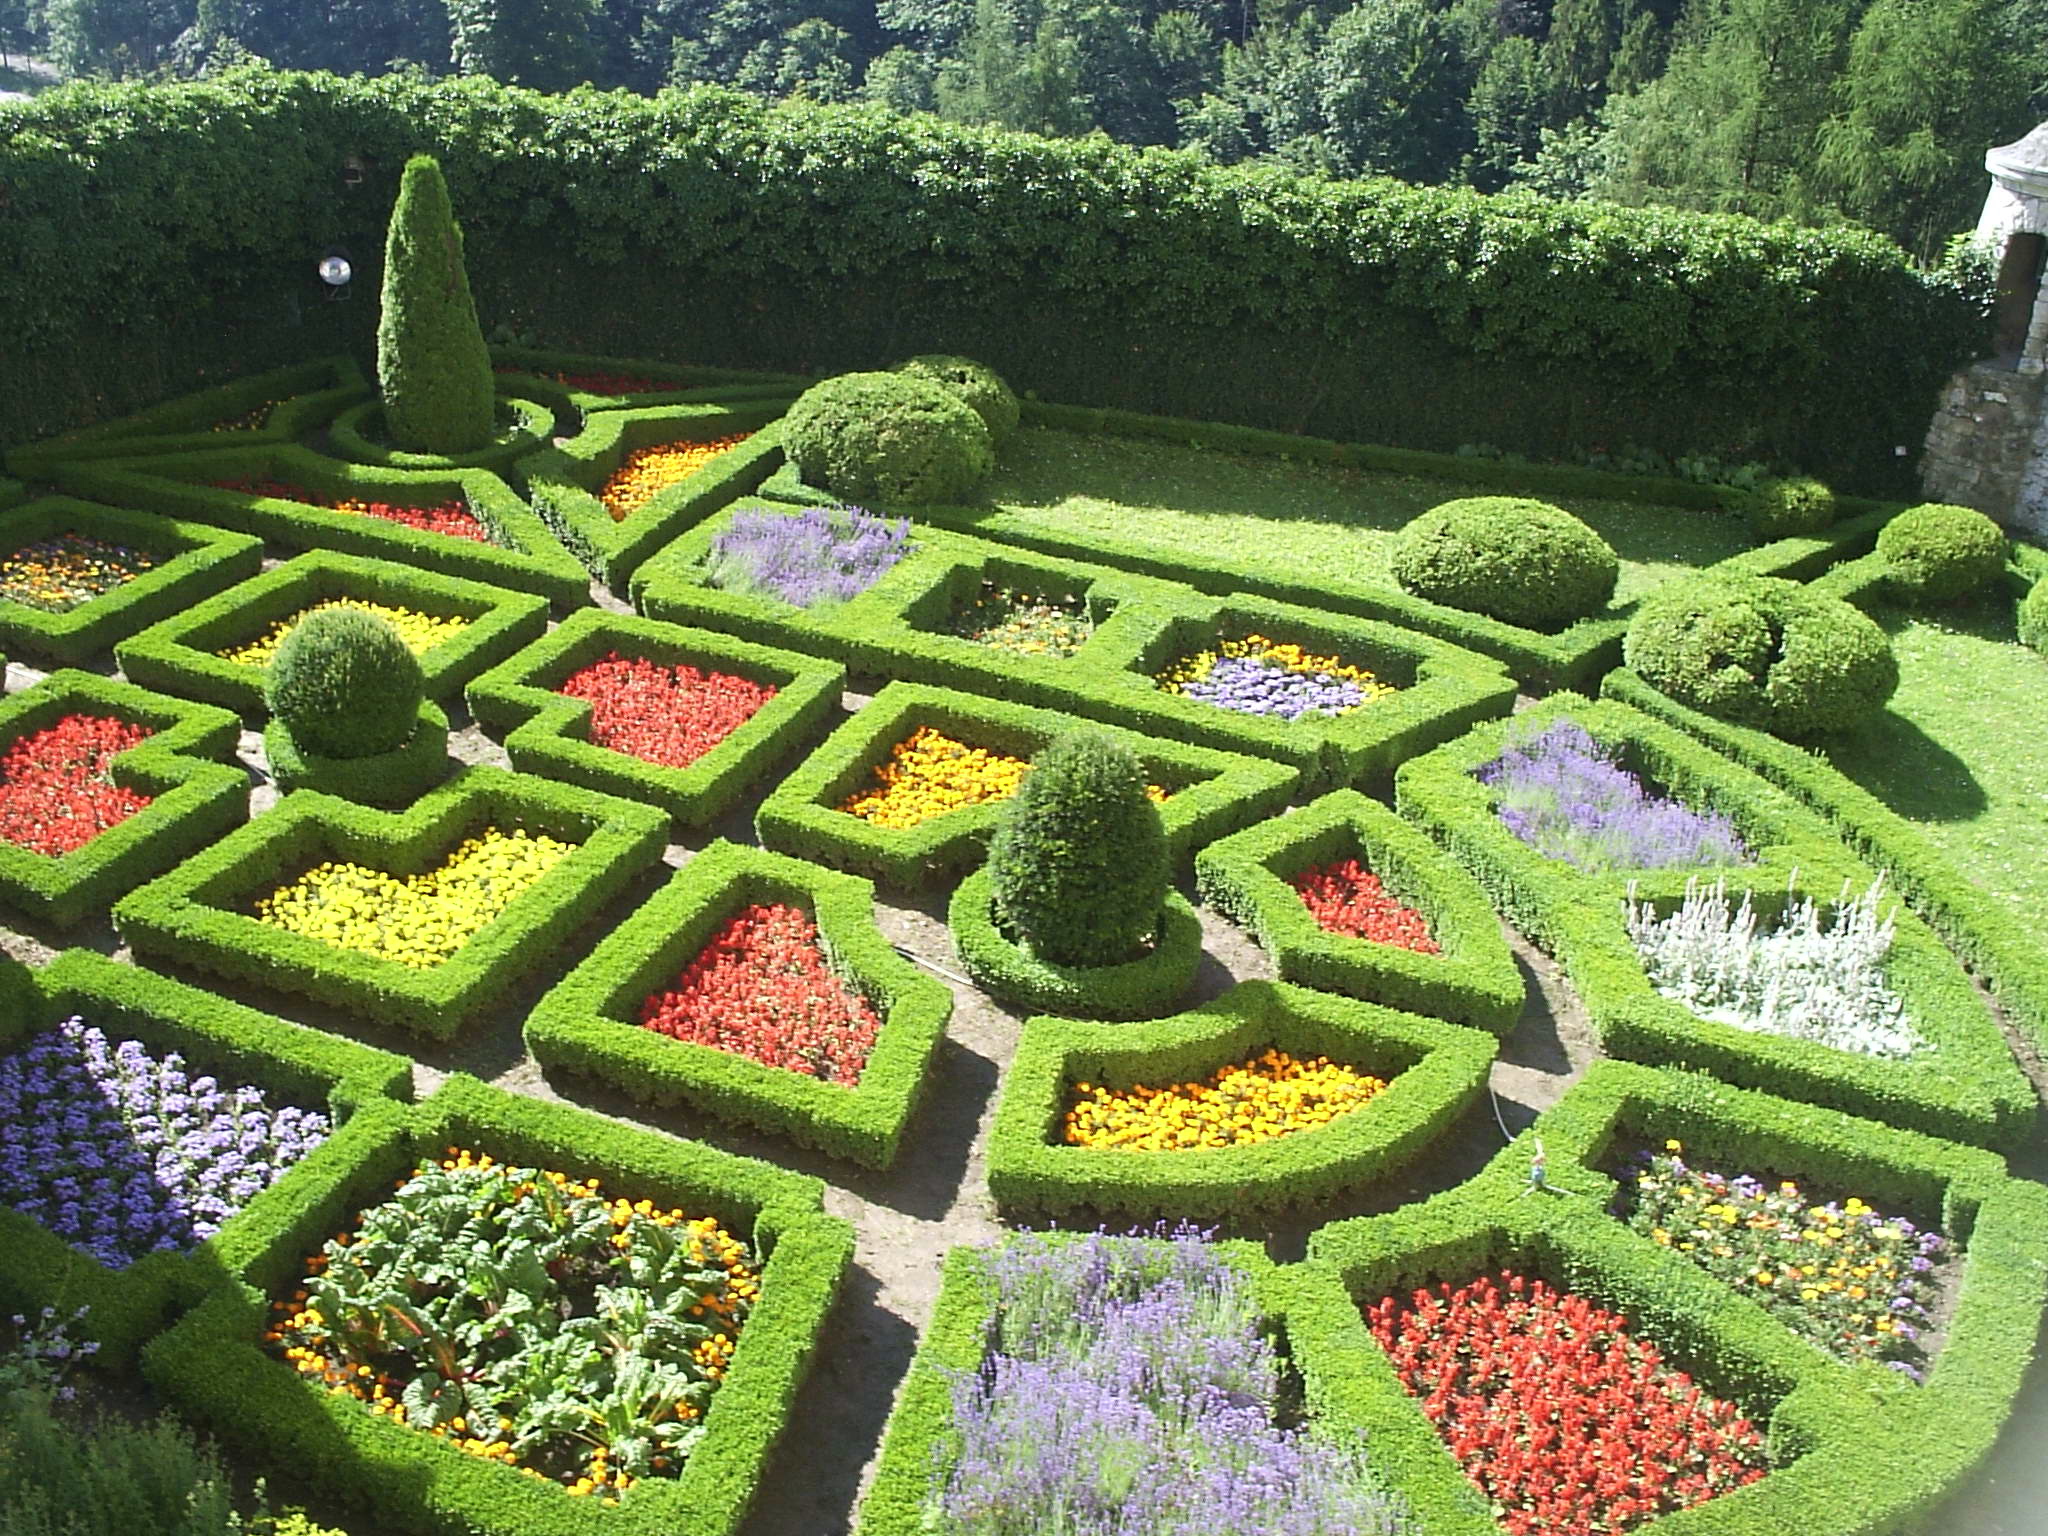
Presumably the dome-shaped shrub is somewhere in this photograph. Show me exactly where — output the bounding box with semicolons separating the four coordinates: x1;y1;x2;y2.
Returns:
1740;475;1835;540
892;354;1021;442
1876;502;2006;605
1390;497;1619;631
783;371;994;504
1624;573;1897;738
265;607;425;759
2020;580;2048;655
986;731;1169;968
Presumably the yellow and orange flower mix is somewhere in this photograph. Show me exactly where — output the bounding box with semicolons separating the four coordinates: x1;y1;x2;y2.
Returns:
836;725;1168;830
598;434;753;523
1063;1049;1388;1151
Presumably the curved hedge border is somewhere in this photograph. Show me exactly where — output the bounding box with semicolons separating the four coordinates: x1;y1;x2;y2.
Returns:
140;1072;852;1536
0;670;247;929
0;947;412;1368
115;549;549;716
985;979;1496;1218
263;699;452;806
1395;698;2036;1149
0;478;23;511
1194;789;1524;1033
527;840;952;1169
754;680;1298;887
112;766;668;1039
326;393;557;472
0;496;264;665
465;610;845;831
491;344;806;412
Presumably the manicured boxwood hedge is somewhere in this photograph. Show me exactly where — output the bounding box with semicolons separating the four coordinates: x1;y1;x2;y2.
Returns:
264;698;452;806
465;611;845;831
1395;697;2036;1149
1194;790;1524;1033
325;393;558;473
52;443;592;608
112;766;668;1039
0;497;264;665
985;979;1497;1218
490;344;806;412
0;947;412;1368
0;478;24;511
140;1072;853;1536
0;670;247;929
527;840;952;1168
754;680;1298;887
519;401;792;587
114;549;550;716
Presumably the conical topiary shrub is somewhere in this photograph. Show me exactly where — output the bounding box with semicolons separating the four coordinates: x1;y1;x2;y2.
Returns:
985;731;1169;968
377;154;496;456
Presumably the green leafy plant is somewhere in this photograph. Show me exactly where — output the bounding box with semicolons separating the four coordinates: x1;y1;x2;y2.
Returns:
781;372;993;504
2020;579;2048;654
376;155;496;456
1389;496;1619;631
890;355;1021;443
1875;502;2006;605
265;607;425;759
1740;476;1836;540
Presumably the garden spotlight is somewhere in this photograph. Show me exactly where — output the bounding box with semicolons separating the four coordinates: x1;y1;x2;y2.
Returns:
318;249;352;301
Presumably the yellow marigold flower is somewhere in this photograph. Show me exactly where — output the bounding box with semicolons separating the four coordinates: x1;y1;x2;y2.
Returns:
219;597;469;667
599;434;752;523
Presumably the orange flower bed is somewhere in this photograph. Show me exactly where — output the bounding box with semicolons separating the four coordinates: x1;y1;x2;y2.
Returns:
598;435;753;523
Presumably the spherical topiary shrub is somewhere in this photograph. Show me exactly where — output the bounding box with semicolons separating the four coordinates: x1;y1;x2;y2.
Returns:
1876;502;2007;605
783;371;994;504
892;354;1021;442
1624;573;1898;738
985;731;1169;968
1740;475;1835;540
265;608;425;759
2019;581;2048;655
1389;497;1619;631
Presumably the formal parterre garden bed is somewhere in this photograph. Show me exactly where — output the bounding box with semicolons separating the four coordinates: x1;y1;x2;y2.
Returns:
2;335;2046;1536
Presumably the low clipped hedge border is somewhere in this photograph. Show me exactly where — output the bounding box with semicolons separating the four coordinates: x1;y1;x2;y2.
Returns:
0;478;24;510
112;766;669;1039
1395;698;2036;1149
985;979;1497;1218
0;947;412;1368
1194;789;1525;1033
0;498;265;665
490;344;806;411
326;393;556;473
527;840;953;1169
115;549;550;716
263;699;452;806
948;867;1204;1023
519;401;792;587
0;671;247;929
52;443;592;608
465;611;845;831
753;680;1298;888
140;1073;853;1536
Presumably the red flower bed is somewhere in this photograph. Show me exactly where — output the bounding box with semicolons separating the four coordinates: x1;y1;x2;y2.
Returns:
1291;857;1439;952
493;365;666;395
0;713;156;856
210;478;488;543
1368;1271;1769;1536
638;903;881;1083
558;653;777;769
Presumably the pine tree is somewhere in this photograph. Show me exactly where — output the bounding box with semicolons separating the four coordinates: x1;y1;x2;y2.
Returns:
376;155;497;456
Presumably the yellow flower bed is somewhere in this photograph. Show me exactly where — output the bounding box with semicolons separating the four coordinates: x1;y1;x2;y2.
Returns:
253;826;576;967
837;725;1168;831
1063;1049;1388;1151
599;434;753;523
218;598;471;667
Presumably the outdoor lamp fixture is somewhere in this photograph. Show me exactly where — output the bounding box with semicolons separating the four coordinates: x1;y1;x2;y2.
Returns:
341;153;366;187
318;248;353;301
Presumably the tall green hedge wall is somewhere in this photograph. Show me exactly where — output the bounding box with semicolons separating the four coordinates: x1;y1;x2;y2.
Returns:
0;72;1985;493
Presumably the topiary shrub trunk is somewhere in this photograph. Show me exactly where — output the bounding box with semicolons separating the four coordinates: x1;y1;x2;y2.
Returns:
377;155;497;456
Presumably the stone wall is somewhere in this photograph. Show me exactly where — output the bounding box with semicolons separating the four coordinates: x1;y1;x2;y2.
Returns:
1922;363;2048;534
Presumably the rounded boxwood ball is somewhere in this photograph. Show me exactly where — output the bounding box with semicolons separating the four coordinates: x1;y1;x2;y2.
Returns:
1740;475;1836;540
1624;572;1897;738
2019;580;2048;654
783;371;994;504
891;354;1021;442
265;607;425;760
1390;497;1619;630
1877;502;2006;605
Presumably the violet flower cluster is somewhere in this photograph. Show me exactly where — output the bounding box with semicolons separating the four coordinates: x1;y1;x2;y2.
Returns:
0;1019;330;1270
1479;718;1751;873
704;505;912;609
937;1227;1412;1536
1156;635;1393;723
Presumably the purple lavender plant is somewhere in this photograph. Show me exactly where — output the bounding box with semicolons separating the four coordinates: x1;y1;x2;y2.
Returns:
1478;718;1751;873
0;1020;330;1271
937;1227;1412;1535
1176;656;1367;721
705;505;912;608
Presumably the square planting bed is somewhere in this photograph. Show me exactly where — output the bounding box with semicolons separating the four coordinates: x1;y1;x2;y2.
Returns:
1195;789;1524;1033
753;680;1298;888
986;979;1496;1219
114;549;550;716
0;496;263;665
139;1074;853;1536
527;841;953;1168
0;947;411;1366
0;670;246;928
112;766;668;1039
465;610;845;831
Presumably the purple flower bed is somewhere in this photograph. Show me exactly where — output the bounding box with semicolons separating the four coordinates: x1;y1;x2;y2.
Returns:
705;505;912;608
0;1020;331;1270
1478;718;1751;873
938;1227;1412;1536
1155;635;1394;724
